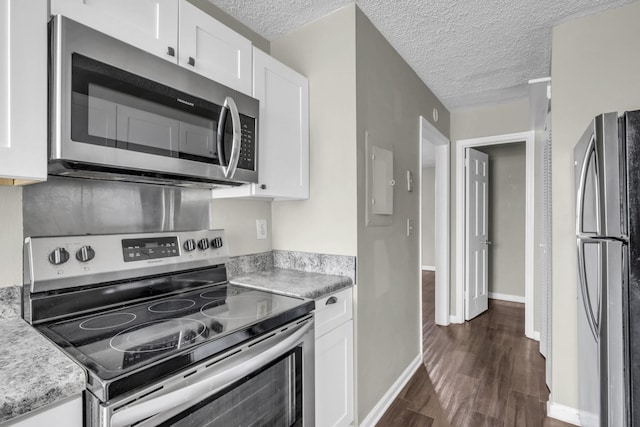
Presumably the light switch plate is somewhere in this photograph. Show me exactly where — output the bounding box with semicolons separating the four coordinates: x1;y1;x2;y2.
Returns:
256;219;267;240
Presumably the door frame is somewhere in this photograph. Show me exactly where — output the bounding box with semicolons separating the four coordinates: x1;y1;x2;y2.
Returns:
454;131;537;340
419;116;450;328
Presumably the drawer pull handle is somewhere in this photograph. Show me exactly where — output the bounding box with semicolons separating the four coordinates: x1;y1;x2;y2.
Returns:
326;296;338;305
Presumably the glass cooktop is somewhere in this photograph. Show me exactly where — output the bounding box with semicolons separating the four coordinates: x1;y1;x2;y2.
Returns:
40;284;311;378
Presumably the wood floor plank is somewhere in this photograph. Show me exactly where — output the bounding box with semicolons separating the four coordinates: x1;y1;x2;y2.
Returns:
376;271;574;427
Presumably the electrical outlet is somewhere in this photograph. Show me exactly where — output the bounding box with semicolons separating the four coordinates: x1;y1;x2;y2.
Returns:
256;219;267;240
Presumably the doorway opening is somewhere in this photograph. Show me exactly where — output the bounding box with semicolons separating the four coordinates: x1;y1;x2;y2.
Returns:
455;131;537;339
418;116;450;331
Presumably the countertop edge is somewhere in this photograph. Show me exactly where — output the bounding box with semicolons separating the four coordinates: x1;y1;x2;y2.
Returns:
229;268;354;300
0;318;86;424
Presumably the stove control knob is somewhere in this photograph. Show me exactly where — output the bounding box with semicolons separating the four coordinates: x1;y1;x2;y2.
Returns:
48;247;70;265
183;239;196;252
197;238;210;250
211;237;224;248
76;246;95;263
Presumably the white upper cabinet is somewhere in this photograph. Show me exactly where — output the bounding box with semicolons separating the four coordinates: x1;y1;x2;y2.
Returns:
0;0;47;184
179;1;252;95
50;0;179;63
51;0;252;94
212;48;309;200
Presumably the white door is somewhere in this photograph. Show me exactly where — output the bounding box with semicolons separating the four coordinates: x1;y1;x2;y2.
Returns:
465;148;489;320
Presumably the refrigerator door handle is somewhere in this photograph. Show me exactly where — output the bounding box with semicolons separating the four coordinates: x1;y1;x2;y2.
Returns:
577;238;600;342
576;134;600;236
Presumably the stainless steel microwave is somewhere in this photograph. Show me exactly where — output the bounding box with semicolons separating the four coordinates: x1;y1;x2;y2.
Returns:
49;16;259;187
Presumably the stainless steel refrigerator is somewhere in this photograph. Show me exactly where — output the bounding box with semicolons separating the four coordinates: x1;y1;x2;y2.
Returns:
574;110;640;426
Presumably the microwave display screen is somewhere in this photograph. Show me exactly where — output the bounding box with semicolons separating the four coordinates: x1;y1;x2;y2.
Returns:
70;54;256;171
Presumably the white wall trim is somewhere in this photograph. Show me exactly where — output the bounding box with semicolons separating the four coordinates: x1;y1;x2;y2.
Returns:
455;131;536;340
450;314;463;324
488;292;525;304
547;401;581;426
533;331;541;341
421;265;436;271
359;354;422;427
420;116;450;328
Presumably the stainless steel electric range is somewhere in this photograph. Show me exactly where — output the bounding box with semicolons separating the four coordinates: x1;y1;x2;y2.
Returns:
22;230;315;427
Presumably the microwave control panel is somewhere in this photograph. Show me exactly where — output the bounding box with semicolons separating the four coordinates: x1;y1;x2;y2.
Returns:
238;115;256;171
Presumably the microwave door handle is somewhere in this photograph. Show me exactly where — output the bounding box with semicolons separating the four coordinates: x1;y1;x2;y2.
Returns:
216;104;229;168
577;237;600;342
110;320;312;427
216;97;242;179
225;96;242;179
576;134;600;236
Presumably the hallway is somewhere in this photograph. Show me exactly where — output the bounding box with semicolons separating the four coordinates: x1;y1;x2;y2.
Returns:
376;271;571;426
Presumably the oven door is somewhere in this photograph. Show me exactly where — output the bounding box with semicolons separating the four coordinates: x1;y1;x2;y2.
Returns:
90;318;314;427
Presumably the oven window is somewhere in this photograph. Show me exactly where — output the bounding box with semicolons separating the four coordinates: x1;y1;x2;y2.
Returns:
70;53;224;165
160;348;303;427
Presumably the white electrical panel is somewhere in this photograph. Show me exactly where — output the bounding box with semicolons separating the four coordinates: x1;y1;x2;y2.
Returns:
371;145;394;215
365;132;394;227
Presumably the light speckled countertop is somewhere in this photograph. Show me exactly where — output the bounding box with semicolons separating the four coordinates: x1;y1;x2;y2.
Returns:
0;287;85;424
229;268;353;299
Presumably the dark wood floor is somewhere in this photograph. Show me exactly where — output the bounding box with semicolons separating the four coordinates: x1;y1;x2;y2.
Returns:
376;271;572;427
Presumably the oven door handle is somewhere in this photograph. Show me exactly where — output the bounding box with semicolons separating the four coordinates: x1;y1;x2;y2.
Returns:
110;320;312;427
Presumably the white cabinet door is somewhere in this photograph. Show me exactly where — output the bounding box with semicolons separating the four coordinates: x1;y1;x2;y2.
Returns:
252;48;309;200
211;48;309;200
179;0;252;95
315;320;354;427
7;396;82;427
50;0;179;63
0;0;47;184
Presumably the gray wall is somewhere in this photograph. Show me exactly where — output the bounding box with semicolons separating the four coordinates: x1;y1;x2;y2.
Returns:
270;6;358;257
0;187;22;288
422;167;436;267
449;99;530;313
355;7;449;422
550;0;640;409
477;143;526;298
270;5;451;422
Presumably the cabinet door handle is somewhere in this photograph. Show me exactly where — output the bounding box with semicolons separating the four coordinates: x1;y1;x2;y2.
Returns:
260;184;267;190
188;56;196;66
167;46;175;57
326;296;338;305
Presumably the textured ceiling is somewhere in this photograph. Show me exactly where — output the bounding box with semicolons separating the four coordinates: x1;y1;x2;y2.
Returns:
208;0;632;110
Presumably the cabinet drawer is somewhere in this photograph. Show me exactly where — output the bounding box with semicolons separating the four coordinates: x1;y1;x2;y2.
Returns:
315;288;352;338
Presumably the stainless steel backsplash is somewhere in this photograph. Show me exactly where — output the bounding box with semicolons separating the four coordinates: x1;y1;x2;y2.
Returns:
23;177;212;237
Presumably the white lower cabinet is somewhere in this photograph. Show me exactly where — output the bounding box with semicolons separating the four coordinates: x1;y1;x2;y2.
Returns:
5;396;82;427
314;288;354;427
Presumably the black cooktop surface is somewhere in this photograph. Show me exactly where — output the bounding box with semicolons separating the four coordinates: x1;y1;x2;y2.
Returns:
39;283;312;380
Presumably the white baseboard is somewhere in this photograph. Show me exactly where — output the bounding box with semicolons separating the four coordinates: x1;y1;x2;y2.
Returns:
449;314;463;324
533;331;540;341
421;265;436;271
488;292;525;304
359;354;422;427
547;401;581;426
